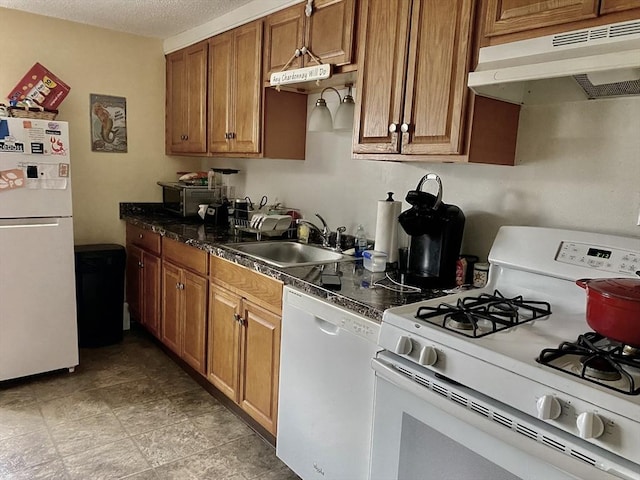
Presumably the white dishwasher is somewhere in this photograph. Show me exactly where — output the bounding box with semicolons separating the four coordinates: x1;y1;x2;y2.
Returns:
277;286;381;480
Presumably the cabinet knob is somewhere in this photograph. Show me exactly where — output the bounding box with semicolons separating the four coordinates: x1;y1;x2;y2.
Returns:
388;123;399;133
233;313;246;326
139;233;143;239
176;282;181;289
400;123;410;133
230;132;236;139
138;261;143;268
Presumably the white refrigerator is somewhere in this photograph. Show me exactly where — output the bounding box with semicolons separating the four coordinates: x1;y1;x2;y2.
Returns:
0;117;78;381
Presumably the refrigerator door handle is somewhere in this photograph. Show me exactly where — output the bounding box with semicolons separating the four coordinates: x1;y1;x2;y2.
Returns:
0;218;62;228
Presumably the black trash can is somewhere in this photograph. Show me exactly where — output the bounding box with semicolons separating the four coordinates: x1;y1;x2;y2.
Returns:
74;244;126;347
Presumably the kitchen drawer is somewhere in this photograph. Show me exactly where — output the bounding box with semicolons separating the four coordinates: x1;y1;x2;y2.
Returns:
163;237;208;276
210;256;283;313
126;223;161;255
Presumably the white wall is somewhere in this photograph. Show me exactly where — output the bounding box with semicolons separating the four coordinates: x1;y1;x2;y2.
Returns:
202;92;640;260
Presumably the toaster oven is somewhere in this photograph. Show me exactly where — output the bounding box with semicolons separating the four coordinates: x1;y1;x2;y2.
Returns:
158;182;222;217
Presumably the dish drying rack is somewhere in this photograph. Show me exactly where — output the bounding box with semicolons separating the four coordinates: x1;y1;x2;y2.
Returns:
232;208;299;241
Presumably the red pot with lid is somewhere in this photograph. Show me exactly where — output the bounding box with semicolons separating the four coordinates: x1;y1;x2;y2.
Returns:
576;278;640;347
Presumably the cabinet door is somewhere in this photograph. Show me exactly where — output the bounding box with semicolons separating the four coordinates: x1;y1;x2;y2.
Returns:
208;31;233;153
125;245;142;322
263;3;305;82
166;42;208;154
161;262;182;354
166;50;188;152
230;21;262;154
401;0;474;155
238;299;281;435
142;253;161;338
208;284;241;401
600;0;640;13
306;0;356;66
182;271;208;374
352;0;412;154
484;0;599;37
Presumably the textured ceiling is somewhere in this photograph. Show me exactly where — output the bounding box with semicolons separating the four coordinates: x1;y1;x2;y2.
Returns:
0;0;256;38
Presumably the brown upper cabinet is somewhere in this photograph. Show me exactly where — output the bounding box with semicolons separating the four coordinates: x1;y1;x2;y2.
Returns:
166;20;307;159
209;21;263;154
263;0;357;83
352;0;520;164
165;41;208;154
483;0;640;44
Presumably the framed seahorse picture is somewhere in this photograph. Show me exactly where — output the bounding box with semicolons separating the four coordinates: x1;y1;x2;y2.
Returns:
90;94;128;153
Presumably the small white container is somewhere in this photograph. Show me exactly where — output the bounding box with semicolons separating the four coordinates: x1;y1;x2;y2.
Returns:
362;250;387;272
473;262;489;288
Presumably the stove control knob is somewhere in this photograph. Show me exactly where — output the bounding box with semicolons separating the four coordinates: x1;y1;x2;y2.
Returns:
395;336;413;355
418;346;438;366
536;395;561;420
576;412;605;439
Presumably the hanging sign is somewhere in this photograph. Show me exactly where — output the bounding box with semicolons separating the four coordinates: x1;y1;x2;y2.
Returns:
270;64;332;87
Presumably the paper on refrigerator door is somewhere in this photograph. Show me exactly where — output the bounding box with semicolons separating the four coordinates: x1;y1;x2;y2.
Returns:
0;169;25;191
0;118;68;157
22;163;68;189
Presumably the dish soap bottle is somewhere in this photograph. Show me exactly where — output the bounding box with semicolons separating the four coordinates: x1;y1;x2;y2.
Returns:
355;224;367;257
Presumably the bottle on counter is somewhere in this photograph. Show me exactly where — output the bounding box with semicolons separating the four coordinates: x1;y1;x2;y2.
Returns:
355;224;367;258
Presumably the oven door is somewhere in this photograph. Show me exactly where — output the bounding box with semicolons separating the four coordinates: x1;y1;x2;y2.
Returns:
370;352;637;480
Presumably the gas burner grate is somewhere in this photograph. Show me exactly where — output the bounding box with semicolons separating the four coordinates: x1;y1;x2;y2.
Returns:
414;290;552;338
537;332;640;395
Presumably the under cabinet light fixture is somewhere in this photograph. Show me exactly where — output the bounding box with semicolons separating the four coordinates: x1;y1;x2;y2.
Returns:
334;84;355;131
308;85;355;132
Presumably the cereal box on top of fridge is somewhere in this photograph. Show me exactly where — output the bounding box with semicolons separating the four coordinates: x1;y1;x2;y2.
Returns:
7;63;70;110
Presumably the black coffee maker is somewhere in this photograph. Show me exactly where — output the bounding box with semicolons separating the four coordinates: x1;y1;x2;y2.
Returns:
398;173;465;289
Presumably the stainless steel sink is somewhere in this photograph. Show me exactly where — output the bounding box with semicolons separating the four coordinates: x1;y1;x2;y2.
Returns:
224;241;352;268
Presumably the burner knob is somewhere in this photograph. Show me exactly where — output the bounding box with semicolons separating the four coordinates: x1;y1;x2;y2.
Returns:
536;395;561;420
576;412;605;439
418;346;438;366
395;336;413;355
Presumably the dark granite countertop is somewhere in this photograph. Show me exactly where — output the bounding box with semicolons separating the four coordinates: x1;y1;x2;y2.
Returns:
120;203;445;322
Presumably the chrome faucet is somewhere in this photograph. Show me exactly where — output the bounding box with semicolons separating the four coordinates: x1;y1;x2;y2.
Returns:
334;226;346;253
297;214;345;251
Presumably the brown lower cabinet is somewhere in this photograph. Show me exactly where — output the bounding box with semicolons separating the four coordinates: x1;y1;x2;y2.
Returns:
125;223;282;435
208;256;282;435
125;225;161;337
161;261;208;374
160;238;209;374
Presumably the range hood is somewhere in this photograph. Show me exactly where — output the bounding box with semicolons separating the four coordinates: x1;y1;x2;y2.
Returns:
468;20;640;104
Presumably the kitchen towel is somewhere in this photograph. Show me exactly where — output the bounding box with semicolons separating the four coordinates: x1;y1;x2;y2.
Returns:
374;193;401;263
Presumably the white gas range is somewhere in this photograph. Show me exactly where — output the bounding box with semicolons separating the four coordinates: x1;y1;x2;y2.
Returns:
370;226;640;480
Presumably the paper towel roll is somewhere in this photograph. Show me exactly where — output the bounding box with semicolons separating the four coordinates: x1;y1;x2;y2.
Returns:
374;195;401;263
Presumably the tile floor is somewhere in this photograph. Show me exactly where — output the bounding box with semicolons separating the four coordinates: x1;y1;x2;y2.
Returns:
0;329;300;480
